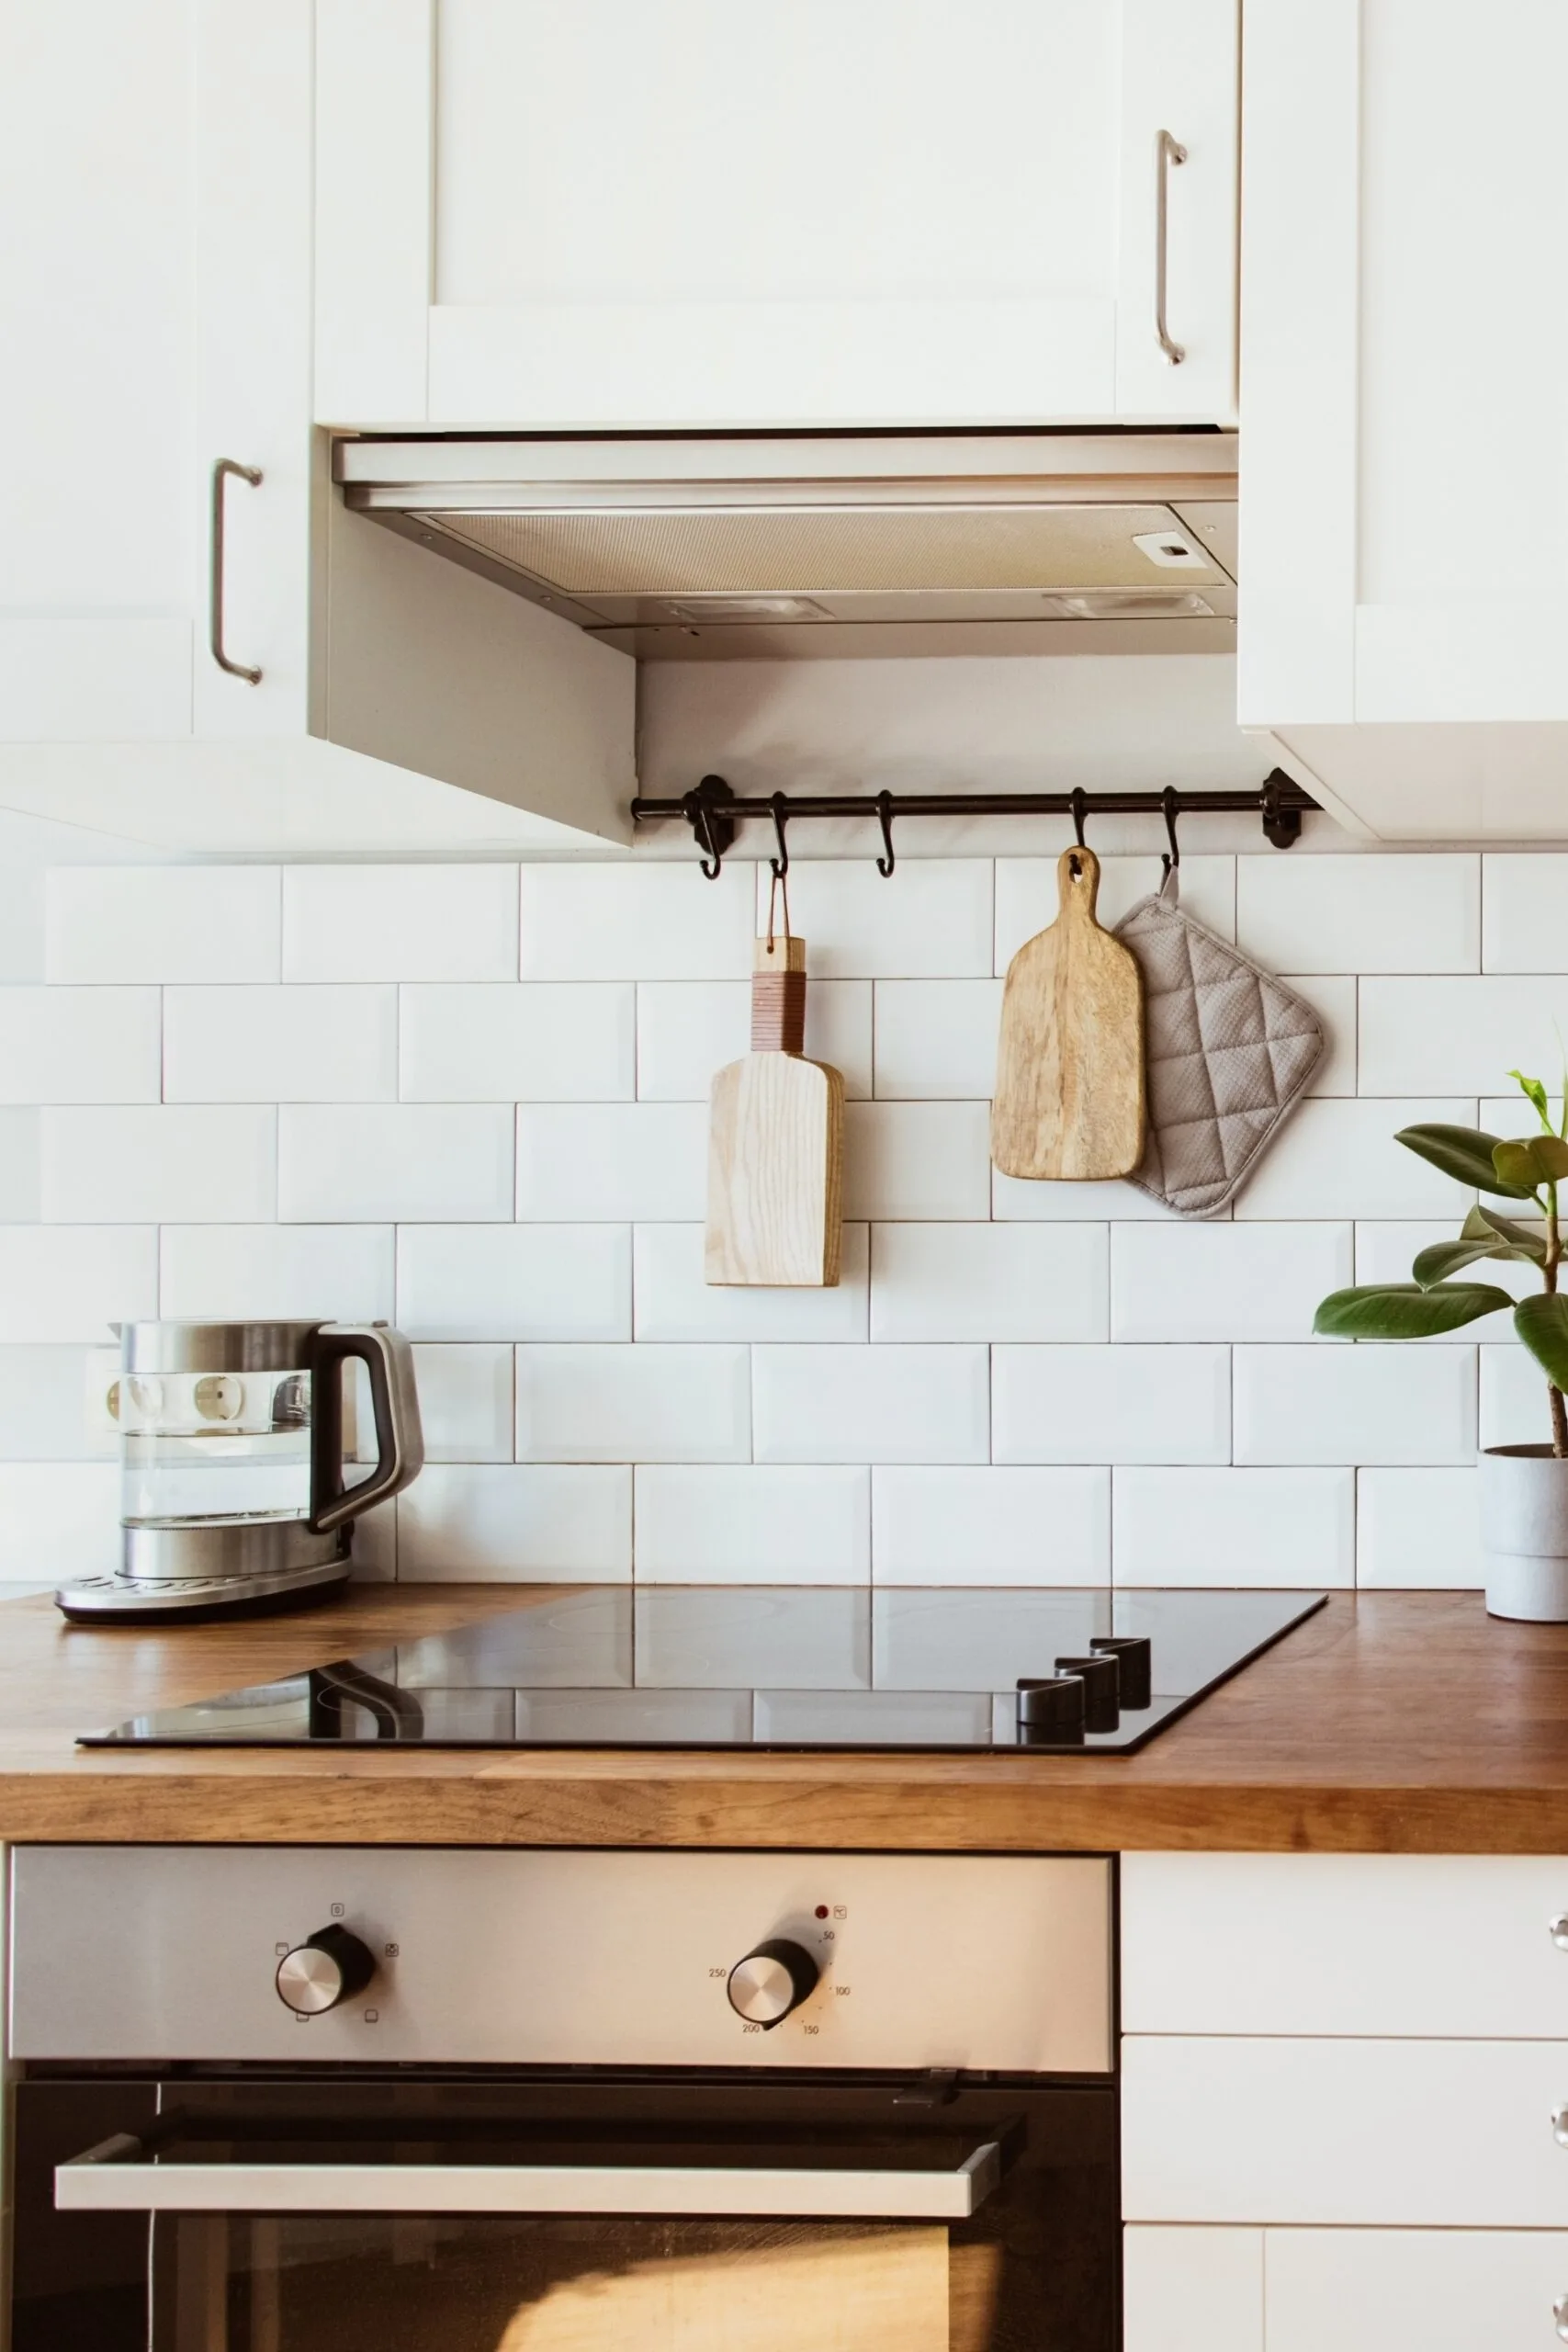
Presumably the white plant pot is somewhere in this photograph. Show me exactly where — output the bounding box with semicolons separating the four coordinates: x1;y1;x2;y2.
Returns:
1481;1444;1568;1621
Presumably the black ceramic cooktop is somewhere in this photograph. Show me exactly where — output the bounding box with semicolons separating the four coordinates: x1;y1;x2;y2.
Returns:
79;1586;1326;1756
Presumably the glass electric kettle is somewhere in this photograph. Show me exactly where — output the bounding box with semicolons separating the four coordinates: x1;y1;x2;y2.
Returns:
56;1320;424;1623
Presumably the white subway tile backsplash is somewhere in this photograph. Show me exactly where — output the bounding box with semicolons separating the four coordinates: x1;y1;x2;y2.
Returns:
992;1346;1230;1465
0;1461;117;1579
283;865;518;981
634;1465;870;1582
1354;1222;1529;1341
1231;1098;1476;1219
993;1166;1181;1222
1236;853;1479;975
873;979;1003;1099
871;1223;1108;1342
1111;1223;1351;1343
1235;1343;1476;1464
763;859;993;978
43;1106;276;1223
409;1343;513;1462
279;1105;512;1224
1357;1467;1480;1588
400;983;634;1102
396;1225;630;1341
1289;974;1357;1095
1112;1466;1355;1587
842;1102;991;1221
1482;855;1568;973
995;855;1235;969
0;1226;156;1341
516;1344;750;1463
0;1346;116;1460
1359;976;1568;1095
516;1103;706;1221
164;987;397;1103
0;1112;39;1220
636;979;872;1101
398;1464;631;1580
872;1465;1110;1585
521;862;753;980
635;1223;869;1341
753;1345;989;1464
160;1225;393;1322
0;987;160;1103
1480;1342;1554;1451
47;866;280;983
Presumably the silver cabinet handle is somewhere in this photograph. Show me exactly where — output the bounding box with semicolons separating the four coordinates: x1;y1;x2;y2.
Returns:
1555;2293;1568;2344
58;2134;1000;2221
1551;2106;1568;2147
1155;129;1188;366
209;458;264;683
1550;1914;1568;1950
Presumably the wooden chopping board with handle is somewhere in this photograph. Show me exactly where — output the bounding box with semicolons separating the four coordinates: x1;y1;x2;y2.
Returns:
992;846;1145;1181
706;932;844;1286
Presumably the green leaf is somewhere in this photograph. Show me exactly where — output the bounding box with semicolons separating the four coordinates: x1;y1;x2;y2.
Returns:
1463;1204;1549;1260
1395;1125;1537;1197
1512;1069;1553;1131
1411;1239;1536;1287
1495;1135;1568;1191
1515;1295;1568;1389
1314;1283;1513;1338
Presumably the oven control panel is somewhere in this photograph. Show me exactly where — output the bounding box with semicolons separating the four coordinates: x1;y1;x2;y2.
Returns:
10;1848;1112;2074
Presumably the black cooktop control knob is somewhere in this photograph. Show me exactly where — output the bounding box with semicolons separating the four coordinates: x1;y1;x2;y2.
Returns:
276;1924;376;2016
727;1938;820;2028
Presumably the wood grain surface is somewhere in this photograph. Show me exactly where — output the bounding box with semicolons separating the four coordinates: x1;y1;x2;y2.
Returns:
706;934;844;1286
992;848;1145;1182
4;1587;1568;1852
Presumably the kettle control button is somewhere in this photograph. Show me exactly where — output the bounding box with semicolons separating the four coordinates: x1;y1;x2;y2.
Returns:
276;1924;376;2015
726;1938;820;2028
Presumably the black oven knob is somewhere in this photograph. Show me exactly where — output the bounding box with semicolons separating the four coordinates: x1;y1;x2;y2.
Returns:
276;1925;376;2015
727;1939;820;2028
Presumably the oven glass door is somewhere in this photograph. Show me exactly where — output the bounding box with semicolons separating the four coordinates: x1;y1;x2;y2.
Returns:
20;2077;1116;2352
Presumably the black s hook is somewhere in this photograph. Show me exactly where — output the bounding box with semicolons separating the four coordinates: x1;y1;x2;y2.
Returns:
1068;786;1089;878
682;778;732;880
874;790;896;877
1160;786;1181;879
768;791;789;880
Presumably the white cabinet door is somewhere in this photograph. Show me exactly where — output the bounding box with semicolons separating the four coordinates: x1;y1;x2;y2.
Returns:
1240;0;1568;836
1122;2038;1568;2226
318;0;1239;432
1266;2229;1568;2352
0;0;195;741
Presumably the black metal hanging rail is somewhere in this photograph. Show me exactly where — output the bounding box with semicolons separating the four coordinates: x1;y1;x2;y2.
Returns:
632;769;1318;876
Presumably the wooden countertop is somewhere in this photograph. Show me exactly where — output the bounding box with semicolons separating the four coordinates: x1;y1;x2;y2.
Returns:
2;1585;1566;1853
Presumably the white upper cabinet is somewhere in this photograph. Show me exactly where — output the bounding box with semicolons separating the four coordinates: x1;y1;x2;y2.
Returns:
1240;0;1568;837
0;0;633;854
317;0;1240;432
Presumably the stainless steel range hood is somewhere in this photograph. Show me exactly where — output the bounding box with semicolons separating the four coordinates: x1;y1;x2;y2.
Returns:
335;433;1236;661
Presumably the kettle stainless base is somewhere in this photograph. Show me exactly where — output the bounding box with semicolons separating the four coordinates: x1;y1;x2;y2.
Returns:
56;1556;353;1625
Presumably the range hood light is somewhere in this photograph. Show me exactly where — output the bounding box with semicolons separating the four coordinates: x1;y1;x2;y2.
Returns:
660;594;833;623
1052;591;1217;620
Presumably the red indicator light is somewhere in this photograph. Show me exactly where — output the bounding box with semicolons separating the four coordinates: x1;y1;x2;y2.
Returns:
815;1905;829;1919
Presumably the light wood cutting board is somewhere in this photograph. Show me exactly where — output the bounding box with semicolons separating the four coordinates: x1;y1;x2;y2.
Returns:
705;933;844;1286
991;846;1145;1181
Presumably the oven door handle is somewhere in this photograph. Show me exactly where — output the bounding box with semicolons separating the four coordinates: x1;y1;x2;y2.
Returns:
57;2132;1001;2221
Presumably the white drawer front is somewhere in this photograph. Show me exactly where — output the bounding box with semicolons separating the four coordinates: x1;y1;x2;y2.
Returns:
1122;1855;1568;2039
1266;2228;1568;2352
1123;2226;1263;2352
1123;2038;1568;2225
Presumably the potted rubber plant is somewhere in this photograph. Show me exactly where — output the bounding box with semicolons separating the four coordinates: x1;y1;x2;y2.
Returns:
1314;1072;1568;1620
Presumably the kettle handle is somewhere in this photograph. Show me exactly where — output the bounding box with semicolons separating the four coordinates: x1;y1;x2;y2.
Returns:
310;1325;424;1536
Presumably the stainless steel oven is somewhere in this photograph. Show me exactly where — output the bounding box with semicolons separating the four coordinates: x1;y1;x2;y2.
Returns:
9;1847;1117;2352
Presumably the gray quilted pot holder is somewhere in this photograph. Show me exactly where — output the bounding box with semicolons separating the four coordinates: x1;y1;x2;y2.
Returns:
1113;873;1325;1218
